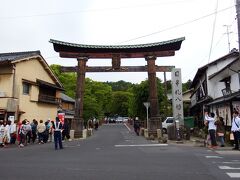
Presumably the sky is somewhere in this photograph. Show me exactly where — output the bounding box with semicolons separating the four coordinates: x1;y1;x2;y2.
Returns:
0;0;238;83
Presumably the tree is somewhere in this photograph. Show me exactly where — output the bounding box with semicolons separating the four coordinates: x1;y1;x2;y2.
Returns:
104;80;133;91
50;64;76;98
84;78;113;119
129;78;167;120
182;79;192;92
110;91;133;116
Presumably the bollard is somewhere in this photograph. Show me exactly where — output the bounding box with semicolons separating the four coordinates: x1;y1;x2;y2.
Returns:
70;130;75;140
144;129;149;138
82;129;87;139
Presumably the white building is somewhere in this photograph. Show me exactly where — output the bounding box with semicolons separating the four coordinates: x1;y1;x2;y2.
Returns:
190;49;240;127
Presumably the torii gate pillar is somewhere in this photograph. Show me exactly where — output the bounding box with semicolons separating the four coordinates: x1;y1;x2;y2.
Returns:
146;56;162;135
72;57;88;138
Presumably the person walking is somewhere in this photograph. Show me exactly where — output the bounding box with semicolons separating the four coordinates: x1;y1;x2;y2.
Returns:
204;112;218;148
9;120;17;144
215;117;225;147
133;117;140;136
231;111;240;150
18;120;27;147
52;117;63;150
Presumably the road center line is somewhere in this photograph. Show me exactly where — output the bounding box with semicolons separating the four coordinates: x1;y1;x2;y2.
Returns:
115;144;168;147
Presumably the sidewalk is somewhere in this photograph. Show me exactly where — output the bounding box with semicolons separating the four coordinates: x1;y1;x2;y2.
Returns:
124;123;240;153
168;135;240;153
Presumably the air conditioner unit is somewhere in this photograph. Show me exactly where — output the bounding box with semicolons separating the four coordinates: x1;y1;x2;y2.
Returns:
0;91;5;97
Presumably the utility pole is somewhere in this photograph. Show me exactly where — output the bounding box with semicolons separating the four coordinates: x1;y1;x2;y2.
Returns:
223;25;232;52
236;0;240;92
236;0;240;53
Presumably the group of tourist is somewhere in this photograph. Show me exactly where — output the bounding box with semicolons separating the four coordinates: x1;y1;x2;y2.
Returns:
204;110;240;150
0;117;70;149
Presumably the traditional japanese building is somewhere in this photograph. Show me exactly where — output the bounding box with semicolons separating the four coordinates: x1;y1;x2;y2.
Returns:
190;49;240;128
0;51;63;122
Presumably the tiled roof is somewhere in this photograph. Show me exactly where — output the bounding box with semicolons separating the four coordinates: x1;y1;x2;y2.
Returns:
0;51;41;62
61;93;75;103
49;37;185;49
190;49;239;88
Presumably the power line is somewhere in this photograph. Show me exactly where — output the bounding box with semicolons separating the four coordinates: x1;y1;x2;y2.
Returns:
0;0;200;20
207;0;219;63
118;6;234;44
182;17;237;82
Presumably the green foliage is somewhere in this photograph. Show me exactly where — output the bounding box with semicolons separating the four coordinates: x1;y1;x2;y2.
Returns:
104;80;134;91
110;91;133;116
84;78;113;119
50;64;76;98
129;78;167;120
182;79;192;92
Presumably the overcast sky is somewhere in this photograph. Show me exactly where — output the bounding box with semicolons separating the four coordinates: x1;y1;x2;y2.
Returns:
0;0;237;83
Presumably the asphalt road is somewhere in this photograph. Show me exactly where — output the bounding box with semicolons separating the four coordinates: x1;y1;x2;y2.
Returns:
1;124;240;180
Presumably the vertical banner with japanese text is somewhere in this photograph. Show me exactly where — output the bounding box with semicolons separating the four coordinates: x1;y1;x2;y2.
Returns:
171;68;184;125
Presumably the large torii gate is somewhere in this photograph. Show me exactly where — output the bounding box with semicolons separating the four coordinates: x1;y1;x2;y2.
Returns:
50;37;185;138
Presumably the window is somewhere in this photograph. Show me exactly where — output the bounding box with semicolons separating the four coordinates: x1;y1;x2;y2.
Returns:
221;77;231;96
166;118;174;123
23;83;31;95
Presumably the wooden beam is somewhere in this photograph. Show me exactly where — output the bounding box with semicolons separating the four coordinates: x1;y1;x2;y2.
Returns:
60;65;175;73
59;51;175;59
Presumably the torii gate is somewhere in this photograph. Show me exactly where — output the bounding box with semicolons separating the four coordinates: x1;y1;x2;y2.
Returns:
50;37;185;138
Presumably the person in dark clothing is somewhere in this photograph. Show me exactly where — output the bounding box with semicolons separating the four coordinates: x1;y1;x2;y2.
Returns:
133;117;140;136
52;117;63;150
62;119;70;141
43;121;50;143
215;117;225;147
30;119;38;143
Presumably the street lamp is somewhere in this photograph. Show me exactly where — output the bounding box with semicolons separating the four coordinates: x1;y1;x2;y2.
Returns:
143;102;150;130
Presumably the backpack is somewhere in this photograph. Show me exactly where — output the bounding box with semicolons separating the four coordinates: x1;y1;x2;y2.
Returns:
19;125;27;135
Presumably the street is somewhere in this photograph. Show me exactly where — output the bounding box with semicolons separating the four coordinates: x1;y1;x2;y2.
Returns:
1;124;240;180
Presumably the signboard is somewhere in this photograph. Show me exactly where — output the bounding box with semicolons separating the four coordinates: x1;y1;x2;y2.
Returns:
171;68;184;125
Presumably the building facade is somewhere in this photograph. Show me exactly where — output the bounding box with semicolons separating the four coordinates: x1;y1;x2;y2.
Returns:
0;51;63;122
190;49;240;128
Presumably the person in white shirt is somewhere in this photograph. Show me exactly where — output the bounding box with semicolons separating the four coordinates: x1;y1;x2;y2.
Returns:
231;111;240;150
205;111;218;148
9;120;17;144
